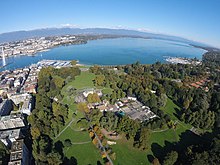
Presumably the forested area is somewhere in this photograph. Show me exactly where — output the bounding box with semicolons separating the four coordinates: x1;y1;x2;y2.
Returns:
28;67;80;164
203;51;220;66
90;59;220;130
89;58;220;164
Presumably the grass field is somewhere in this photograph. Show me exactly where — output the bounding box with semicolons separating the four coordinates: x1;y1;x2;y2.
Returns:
65;142;102;165
160;98;180;120
55;126;102;164
161;98;192;130
56;127;90;142
61;71;96;121
66;71;95;89
150;129;179;147
112;136;148;165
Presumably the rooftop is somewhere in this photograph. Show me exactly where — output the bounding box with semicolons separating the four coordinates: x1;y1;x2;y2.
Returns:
0;115;25;131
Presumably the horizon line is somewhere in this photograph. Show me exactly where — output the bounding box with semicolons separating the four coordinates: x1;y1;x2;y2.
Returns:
0;26;217;49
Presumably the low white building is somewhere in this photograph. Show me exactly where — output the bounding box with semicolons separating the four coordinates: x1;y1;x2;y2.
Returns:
14;79;21;87
21;97;32;115
128;96;137;101
82;89;102;98
9;93;31;105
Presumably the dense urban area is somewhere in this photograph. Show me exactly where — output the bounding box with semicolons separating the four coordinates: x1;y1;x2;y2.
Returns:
0;38;220;165
0;34;124;58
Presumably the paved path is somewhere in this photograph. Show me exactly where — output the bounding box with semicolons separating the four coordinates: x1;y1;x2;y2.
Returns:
152;128;169;133
55;117;75;139
86;116;114;165
72;141;91;144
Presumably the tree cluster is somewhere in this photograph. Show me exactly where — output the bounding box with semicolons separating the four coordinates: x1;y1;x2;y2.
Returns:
29;66;80;164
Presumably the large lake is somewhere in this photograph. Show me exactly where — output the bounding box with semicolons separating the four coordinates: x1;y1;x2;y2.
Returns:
1;38;206;71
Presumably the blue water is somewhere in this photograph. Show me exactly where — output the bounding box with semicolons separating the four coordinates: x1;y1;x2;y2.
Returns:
1;38;206;71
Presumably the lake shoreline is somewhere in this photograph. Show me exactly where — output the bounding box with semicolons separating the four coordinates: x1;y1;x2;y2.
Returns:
0;38;206;71
0;37;208;60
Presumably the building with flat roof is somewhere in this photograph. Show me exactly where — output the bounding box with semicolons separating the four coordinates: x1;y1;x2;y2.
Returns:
21;96;32;115
9;93;30;105
118;99;158;122
0;115;25;131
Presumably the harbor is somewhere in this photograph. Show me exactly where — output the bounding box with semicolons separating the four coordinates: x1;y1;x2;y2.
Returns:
165;56;202;65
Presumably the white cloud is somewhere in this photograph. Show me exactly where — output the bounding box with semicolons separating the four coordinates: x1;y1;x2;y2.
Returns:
60;23;79;28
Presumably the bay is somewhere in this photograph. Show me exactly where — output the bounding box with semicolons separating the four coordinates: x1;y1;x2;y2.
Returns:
1;38;206;71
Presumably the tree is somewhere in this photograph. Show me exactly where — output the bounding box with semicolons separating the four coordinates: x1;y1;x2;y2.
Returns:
71;60;77;65
53;76;65;89
47;152;62;165
190;152;209;165
152;158;160;165
134;127;151;150
183;99;190;109
87;93;101;103
94;75;105;86
0;141;9;164
31;126;41;139
157;93;167;107
127;88;133;96
30;66;81;164
153;70;162;79
77;102;90;113
163;151;178;165
64;139;72;147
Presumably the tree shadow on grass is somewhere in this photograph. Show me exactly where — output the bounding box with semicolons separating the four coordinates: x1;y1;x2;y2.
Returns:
147;154;154;163
63;156;78;165
151;141;175;162
173;107;182;119
97;160;103;165
151;130;210;162
54;140;64;158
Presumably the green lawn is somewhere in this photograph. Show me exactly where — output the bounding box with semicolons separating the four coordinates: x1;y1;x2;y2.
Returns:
159;98;192;139
65;71;95;89
65;142;102;165
61;71;96;122
55;126;102;165
78;65;91;68
112;137;149;165
161;98;192;130
56;127;90;143
160;98;180;121
150;129;179;147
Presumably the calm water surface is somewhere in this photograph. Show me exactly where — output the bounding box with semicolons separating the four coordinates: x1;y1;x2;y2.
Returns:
1;38;206;71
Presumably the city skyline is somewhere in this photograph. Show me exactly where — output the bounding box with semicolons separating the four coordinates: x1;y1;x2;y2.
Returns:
0;0;220;47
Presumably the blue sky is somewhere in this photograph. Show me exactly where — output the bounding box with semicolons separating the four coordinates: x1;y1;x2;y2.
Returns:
1;0;220;47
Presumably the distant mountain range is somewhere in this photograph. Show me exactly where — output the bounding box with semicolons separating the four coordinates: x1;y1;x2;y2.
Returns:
0;27;216;49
